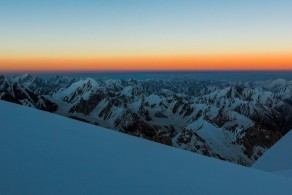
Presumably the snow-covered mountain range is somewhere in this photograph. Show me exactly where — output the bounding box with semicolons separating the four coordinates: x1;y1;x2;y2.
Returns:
1;73;292;166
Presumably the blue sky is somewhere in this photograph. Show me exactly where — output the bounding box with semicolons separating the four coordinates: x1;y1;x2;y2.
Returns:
0;0;291;71
1;0;291;56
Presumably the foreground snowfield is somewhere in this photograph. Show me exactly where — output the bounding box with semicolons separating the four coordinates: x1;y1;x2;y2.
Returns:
0;100;292;195
253;131;292;178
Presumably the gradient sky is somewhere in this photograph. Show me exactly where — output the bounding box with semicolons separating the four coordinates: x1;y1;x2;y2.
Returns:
0;0;292;72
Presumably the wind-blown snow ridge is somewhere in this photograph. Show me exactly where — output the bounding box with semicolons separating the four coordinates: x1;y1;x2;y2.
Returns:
0;100;292;195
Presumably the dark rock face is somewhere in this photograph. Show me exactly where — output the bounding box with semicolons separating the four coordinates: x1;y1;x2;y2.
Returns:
0;75;9;92
238;126;283;159
38;97;58;112
70;92;106;115
12;83;38;103
0;93;21;104
138;99;152;121
115;109;156;137
2;73;292;167
98;101;113;120
0;75;21;104
175;128;223;160
0;75;58;112
0;75;7;85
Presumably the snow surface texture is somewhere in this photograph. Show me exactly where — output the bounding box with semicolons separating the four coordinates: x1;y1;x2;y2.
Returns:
1;100;292;195
253;131;292;178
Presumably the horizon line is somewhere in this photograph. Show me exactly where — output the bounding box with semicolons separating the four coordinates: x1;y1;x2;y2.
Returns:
2;69;292;74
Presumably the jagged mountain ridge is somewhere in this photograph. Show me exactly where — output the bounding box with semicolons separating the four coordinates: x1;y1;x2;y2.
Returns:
0;75;58;112
1;73;292;166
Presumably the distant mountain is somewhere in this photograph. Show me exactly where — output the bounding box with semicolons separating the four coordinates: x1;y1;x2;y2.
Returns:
1;73;292;166
0;74;58;112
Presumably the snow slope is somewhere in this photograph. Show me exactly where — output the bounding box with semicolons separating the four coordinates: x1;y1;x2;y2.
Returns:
1;100;292;195
253;131;292;177
275;169;292;178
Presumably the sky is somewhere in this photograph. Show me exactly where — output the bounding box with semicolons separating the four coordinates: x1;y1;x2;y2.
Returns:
0;0;292;72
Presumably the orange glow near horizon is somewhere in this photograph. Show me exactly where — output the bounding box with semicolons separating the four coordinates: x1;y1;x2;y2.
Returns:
1;54;292;72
